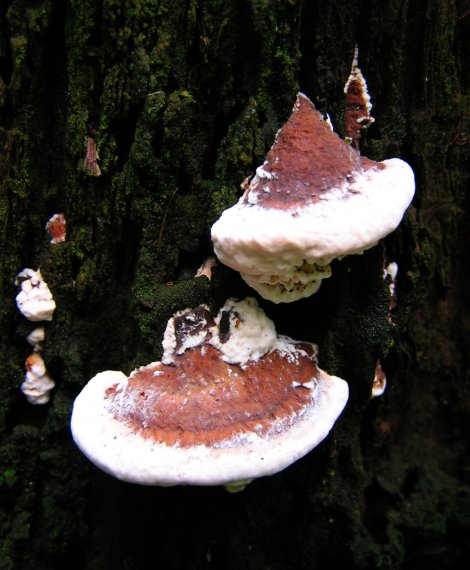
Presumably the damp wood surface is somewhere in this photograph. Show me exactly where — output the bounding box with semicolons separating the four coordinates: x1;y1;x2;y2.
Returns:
0;1;469;569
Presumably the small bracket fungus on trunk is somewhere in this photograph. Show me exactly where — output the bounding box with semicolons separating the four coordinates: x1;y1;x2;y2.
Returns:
384;261;399;311
46;213;67;244
83;137;101;176
15;269;56;404
195;256;217;280
26;326;45;351
15;268;56;321
211;93;415;303
71;298;348;490
344;45;375;149
371;359;387;398
22;353;55;405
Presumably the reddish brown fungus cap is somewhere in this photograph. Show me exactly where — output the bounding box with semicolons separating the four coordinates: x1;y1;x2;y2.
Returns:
244;93;381;210
211;93;415;303
71;298;348;487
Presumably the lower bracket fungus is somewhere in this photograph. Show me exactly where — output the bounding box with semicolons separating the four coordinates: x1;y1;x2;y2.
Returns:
211;93;415;303
71;298;348;490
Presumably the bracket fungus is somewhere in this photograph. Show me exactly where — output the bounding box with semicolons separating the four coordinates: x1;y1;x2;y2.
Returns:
15;268;56;321
344;45;375;149
71;298;348;489
211;93;415;303
22;352;55;405
46;213;67;244
83;137;101;176
14;269;56;403
26;326;45;351
371;359;387;399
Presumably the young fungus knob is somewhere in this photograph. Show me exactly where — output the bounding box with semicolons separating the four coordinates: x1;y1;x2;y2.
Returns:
71;298;348;489
211;93;415;303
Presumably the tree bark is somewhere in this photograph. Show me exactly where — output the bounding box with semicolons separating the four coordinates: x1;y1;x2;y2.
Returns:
0;1;469;568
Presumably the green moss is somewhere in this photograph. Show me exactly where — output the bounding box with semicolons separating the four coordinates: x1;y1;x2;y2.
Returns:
207;183;238;227
64;0;99;158
131;276;213;365
0;467;17;488
0;539;14;570
322;249;392;390
9;35;28;67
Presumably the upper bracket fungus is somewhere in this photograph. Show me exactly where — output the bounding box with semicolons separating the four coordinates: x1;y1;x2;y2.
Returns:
71;298;348;489
211;93;415;303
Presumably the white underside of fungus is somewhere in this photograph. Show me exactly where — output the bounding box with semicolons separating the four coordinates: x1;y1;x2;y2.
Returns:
212;158;414;303
71;367;348;487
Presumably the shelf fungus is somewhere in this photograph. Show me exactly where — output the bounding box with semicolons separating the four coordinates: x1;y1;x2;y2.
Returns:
211;93;415;303
83;137;101;176
344;45;374;149
21;352;55;405
15;268;56;322
26;326;45;352
71;298;348;490
371;360;387;399
383;261;399;311
46;213;66;244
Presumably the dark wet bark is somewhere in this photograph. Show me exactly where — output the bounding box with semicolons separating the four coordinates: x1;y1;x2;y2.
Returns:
0;1;469;568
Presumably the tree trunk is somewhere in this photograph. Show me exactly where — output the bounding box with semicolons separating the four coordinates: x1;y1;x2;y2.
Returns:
0;1;469;568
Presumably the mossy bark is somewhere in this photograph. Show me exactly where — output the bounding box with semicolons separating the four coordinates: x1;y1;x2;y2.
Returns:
1;1;469;568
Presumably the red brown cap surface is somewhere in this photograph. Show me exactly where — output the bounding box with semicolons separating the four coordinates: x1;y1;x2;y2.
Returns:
71;298;349;487
243;93;381;209
211;93;415;303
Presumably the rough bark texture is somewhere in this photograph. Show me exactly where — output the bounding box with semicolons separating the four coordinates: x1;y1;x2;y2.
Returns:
0;1;469;568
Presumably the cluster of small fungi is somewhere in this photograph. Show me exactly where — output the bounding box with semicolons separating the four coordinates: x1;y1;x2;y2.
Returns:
15;269;56;404
71;48;415;490
13;214;66;404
